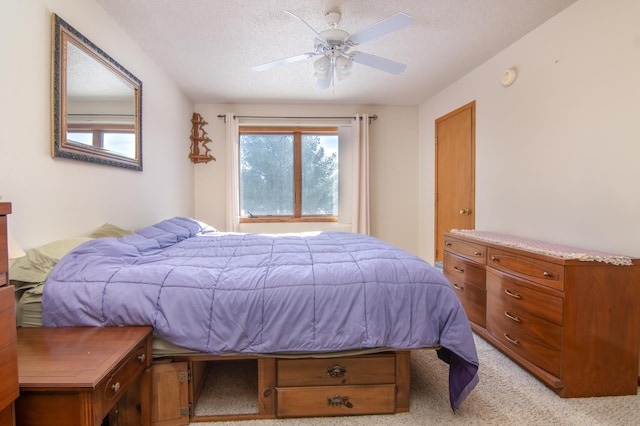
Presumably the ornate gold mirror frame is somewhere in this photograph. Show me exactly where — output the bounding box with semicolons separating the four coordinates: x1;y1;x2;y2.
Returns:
51;13;142;170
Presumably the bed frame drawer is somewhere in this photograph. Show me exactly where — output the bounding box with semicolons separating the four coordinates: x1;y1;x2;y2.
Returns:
276;384;395;417
277;354;395;387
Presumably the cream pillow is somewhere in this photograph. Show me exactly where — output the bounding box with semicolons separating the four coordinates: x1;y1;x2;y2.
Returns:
89;223;132;238
9;237;92;283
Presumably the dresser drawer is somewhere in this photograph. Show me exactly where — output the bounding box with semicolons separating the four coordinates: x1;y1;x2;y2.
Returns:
277;355;395;387
0;287;16;350
443;235;486;264
443;252;486;289
0;285;19;413
445;274;486;327
276;384;395;417
102;341;148;403
488;248;565;291
0;216;7;282
488;319;561;378
487;292;562;351
486;269;563;326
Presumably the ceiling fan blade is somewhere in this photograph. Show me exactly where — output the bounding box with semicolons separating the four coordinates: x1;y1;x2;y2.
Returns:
347;12;412;45
284;10;328;46
350;52;407;74
252;53;318;72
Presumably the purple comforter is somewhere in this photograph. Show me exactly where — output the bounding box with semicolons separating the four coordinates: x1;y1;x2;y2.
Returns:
42;217;478;410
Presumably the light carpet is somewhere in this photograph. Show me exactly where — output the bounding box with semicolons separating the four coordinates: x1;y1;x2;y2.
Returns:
191;333;640;425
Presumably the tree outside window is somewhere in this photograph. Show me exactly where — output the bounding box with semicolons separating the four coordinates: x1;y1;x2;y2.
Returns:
239;127;338;222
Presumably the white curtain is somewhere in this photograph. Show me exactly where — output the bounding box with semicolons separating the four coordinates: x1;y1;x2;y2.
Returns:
225;113;240;232
351;114;370;235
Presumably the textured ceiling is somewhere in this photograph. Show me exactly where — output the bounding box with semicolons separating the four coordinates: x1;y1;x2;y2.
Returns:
96;0;578;106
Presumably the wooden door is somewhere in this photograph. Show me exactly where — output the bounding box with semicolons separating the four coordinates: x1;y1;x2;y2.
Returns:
434;101;476;262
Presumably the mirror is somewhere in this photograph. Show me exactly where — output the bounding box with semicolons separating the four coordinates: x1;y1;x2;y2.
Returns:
52;14;142;170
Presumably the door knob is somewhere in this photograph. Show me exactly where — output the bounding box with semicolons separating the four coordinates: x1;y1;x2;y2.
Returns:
459;208;472;215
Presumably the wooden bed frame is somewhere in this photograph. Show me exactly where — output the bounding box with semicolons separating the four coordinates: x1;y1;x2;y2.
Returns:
115;349;413;425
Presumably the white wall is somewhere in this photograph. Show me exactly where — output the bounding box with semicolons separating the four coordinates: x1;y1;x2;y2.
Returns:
193;104;420;255
0;0;194;249
419;0;640;261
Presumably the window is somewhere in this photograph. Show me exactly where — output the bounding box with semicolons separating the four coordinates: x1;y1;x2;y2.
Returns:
67;125;137;159
239;126;339;222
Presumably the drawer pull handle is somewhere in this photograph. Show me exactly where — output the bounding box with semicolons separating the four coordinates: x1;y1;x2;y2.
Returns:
474;251;482;257
504;333;520;346
138;354;146;363
453;266;464;273
111;382;121;393
452;283;464;292
327;364;347;378
542;271;552;278
445;242;452;247
327;395;353;409
491;256;498;262
504;311;521;322
504;289;522;299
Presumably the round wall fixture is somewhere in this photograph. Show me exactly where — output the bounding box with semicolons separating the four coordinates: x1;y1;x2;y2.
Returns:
501;67;517;87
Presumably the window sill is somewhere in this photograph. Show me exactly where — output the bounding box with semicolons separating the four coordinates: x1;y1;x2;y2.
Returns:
240;216;338;224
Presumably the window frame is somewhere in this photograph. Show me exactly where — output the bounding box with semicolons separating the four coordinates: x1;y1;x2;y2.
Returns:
67;123;136;157
238;126;339;224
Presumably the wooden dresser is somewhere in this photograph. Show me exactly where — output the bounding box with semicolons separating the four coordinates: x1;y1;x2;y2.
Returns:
443;230;640;397
0;202;19;426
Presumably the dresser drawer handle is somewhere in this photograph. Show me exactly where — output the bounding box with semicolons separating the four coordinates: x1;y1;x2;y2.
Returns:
504;311;521;322
327;395;353;409
491;256;498;262
138;354;146;363
504;289;522;299
503;333;520;346
111;382;121;393
445;241;452;247
453;266;464;273
474;251;482;257
452;283;464;292
327;364;347;378
542;271;552;278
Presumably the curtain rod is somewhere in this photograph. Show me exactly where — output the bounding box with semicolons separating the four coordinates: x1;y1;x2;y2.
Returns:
216;114;378;123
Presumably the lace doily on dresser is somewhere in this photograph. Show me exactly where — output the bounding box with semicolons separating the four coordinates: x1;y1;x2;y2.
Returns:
449;230;633;266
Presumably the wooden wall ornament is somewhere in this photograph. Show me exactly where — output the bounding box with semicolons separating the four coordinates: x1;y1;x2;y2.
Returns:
189;113;216;163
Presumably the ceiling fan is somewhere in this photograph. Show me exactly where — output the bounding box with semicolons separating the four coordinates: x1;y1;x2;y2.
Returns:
252;10;413;89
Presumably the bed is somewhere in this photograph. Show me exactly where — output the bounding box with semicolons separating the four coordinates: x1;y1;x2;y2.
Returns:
12;217;479;422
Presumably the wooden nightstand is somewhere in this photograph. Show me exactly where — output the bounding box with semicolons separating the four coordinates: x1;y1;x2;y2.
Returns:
15;326;152;426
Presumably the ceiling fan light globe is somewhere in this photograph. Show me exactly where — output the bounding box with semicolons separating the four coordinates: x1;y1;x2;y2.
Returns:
336;56;353;73
314;56;331;73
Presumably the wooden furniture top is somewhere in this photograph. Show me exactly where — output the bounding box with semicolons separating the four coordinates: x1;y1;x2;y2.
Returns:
17;326;152;390
0;203;10;216
444;230;637;266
